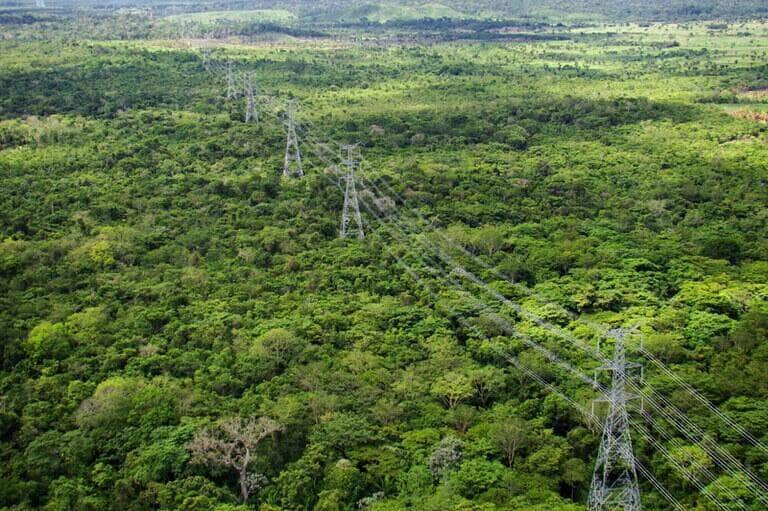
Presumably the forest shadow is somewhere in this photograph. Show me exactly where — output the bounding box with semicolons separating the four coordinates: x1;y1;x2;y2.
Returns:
324;83;704;149
0;44;704;150
0;51;211;119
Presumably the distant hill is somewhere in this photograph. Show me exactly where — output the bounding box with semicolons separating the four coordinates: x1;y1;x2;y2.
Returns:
9;0;768;22
444;0;768;21
309;0;768;22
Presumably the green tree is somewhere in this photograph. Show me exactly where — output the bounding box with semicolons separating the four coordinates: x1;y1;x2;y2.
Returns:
491;418;529;467
453;458;507;498
23;322;70;361
668;445;714;487
431;372;474;409
561;458;588;499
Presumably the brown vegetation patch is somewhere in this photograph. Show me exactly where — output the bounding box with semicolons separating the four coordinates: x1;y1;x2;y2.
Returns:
737;87;768;101
730;110;768;122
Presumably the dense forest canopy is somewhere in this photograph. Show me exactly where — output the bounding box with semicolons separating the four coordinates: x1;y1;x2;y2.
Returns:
1;1;768;511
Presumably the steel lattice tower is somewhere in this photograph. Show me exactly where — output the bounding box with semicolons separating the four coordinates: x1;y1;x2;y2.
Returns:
589;329;643;511
340;145;364;239
283;101;304;178
226;61;238;100
244;73;258;124
201;49;211;72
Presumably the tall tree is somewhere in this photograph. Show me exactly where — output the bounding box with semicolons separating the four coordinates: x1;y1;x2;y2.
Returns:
188;416;281;503
492;418;529;467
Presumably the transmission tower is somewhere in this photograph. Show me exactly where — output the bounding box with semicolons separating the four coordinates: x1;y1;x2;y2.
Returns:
340;144;365;240
179;21;192;44
283;101;304;178
201;48;211;72
244;74;258;124
226;62;238;100
588;328;643;511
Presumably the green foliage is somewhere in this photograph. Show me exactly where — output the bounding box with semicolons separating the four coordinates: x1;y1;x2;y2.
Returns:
1;9;768;511
431;371;475;409
452;457;507;497
684;310;734;346
315;459;361;510
125;426;193;484
23;321;70;360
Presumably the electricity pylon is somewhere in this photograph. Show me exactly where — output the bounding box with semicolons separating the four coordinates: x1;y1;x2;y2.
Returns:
201;49;211;72
588;328;643;511
226;61;238;100
179;21;192;44
244;74;258;124
340;144;364;239
283;101;303;178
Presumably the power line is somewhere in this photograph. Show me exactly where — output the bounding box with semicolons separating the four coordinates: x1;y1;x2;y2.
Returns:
300;124;768;504
202;69;766;509
367;170;768;461
285;121;755;511
306;152;693;511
